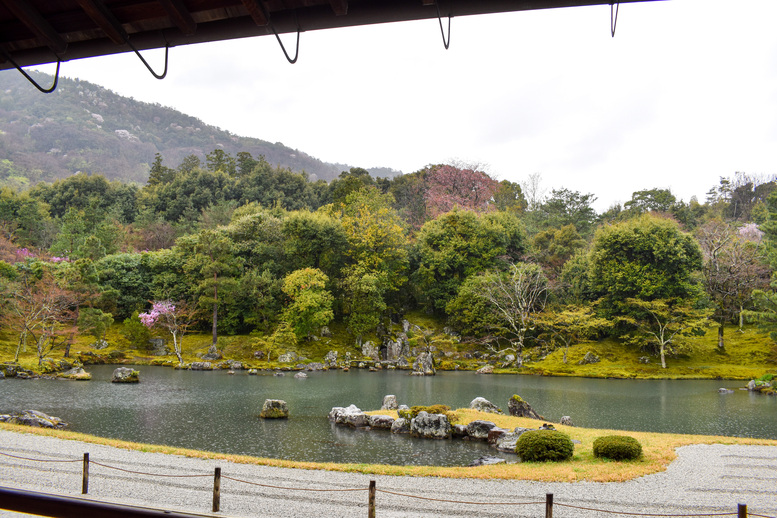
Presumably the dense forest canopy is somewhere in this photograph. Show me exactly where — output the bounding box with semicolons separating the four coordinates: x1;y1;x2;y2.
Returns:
2;144;777;369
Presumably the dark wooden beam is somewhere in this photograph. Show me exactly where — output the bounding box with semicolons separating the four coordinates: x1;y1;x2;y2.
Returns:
240;0;269;26
1;0;68;55
76;0;129;45
329;0;348;16
157;0;197;35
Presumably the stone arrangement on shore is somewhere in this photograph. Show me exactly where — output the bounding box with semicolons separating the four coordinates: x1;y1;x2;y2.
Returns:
328;395;567;462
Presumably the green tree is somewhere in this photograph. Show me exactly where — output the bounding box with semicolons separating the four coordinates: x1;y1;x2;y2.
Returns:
536;188;597;236
622;298;711;368
451;262;549;366
697;219;770;349
537;303;609;363
589;214;703;319
182;230;244;347
281;268;334;340
415;208;526;313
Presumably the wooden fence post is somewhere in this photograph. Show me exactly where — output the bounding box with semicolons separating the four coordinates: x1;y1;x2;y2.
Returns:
545;493;553;518
738;503;747;518
213;467;221;512
368;480;376;518
81;453;89;494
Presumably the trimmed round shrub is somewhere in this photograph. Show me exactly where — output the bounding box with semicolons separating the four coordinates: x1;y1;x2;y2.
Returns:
593;435;643;461
515;430;574;462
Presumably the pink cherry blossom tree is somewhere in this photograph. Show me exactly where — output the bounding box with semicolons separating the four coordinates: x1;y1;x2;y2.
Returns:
139;300;195;365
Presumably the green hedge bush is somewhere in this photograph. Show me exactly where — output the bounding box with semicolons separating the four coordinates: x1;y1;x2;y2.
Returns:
515;430;574;462
593;435;643;461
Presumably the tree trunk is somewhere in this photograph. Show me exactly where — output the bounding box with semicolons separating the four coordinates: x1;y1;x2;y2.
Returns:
212;277;218;347
717;324;725;351
660;343;667;369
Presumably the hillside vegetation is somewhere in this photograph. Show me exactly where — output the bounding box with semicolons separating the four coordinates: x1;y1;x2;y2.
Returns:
0;70;399;188
1;71;777;382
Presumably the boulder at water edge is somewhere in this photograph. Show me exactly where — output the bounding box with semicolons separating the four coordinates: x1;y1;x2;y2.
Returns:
465;420;497;441
0;410;67;429
381;394;398;410
476;365;494;374
111;367;139;383
507;395;543;419
391;418;411;434
470;397;503;414
294;372;308;379
367;415;395;429
410;411;452;439
58;367;91;381
260;399;289;419
560;416;575;426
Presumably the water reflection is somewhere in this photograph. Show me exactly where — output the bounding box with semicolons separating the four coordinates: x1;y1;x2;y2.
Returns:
1;366;774;466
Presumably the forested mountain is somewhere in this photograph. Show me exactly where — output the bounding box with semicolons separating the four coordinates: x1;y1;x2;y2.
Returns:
0;70;400;189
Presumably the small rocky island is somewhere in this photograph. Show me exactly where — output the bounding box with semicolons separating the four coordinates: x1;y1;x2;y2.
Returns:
329;395;566;463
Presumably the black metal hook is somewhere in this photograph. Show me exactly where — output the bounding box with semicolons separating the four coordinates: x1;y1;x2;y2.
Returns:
611;2;619;37
435;1;451;50
269;22;300;64
1;49;60;93
125;39;169;79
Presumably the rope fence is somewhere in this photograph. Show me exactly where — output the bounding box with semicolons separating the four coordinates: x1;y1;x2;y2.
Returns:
1;448;774;518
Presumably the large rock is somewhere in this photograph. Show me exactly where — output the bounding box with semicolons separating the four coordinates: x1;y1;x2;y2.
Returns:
413;352;435;375
470;397;503;414
324;350;338;368
367;415;395;429
465;420;497;441
111;367;139;383
294;372;308;379
410;411;451;439
507;395;543;419
560;416;575;426
330;405;368;427
390;417;411;434
278;351;298;363
189;362;212;371
361;341;379;361
494;431;521;453
0;410;67;429
260;399;289;419
381;395;398;410
476;365;494;375
578;351;600;365
201;346;222;361
58;367;91;381
148;338;170;356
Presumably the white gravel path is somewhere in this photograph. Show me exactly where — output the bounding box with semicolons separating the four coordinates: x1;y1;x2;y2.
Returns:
1;429;776;518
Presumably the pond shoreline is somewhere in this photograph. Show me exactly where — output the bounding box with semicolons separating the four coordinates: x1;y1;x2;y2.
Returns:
1;427;776;518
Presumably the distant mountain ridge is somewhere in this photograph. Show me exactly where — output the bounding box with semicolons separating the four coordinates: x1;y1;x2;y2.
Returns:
0;70;401;188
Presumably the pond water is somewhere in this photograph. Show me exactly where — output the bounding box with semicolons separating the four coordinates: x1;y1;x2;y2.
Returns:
1;366;775;466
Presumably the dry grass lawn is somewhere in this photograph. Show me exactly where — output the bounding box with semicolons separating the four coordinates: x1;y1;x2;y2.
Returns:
3;409;775;483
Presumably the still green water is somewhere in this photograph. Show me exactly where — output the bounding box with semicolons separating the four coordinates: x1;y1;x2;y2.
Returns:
1;366;774;466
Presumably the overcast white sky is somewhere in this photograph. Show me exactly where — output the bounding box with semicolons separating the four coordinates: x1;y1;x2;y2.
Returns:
32;0;777;211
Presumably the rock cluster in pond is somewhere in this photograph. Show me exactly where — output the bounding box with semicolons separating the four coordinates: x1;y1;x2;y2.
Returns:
0;410;67;429
111;367;139;383
260;399;289;419
746;379;774;395
329;395;575;462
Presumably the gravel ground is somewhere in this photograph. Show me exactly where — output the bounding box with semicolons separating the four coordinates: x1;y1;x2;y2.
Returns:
1;429;776;518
